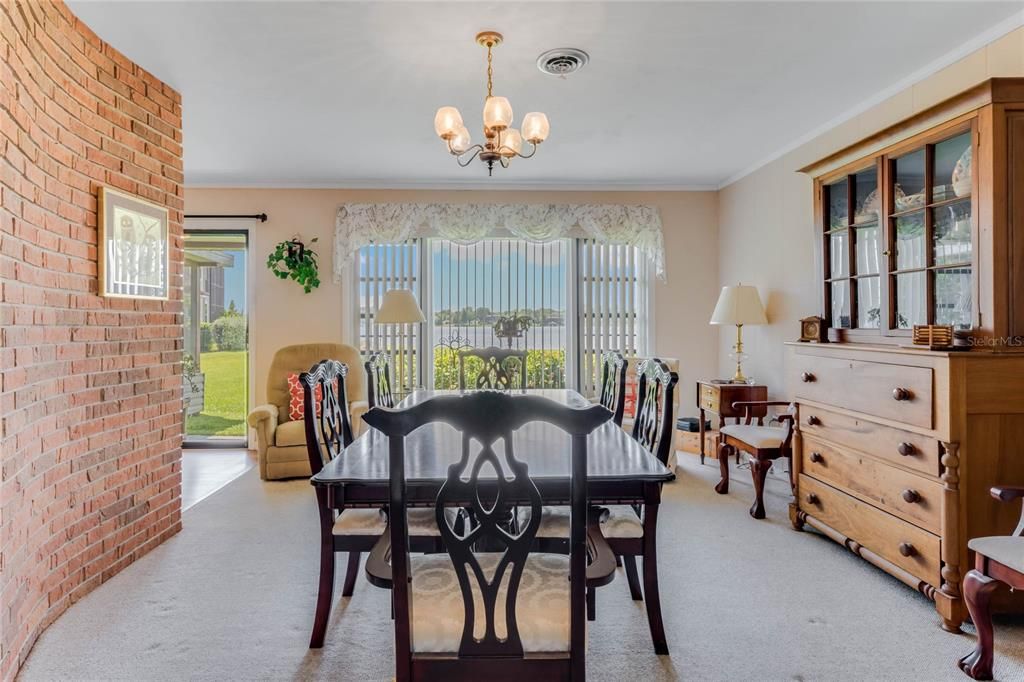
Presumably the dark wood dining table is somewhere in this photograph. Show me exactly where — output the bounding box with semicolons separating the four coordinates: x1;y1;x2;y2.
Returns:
310;388;676;650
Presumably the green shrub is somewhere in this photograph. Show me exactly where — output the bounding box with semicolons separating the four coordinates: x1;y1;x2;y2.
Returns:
212;315;247;351
432;347;565;389
200;322;218;352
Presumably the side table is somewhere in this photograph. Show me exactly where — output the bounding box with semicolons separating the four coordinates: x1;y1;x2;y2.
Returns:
696;380;768;464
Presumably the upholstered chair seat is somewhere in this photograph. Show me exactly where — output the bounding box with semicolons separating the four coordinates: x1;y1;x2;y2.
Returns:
332;508;456;537
719;424;785;449
598;506;644;539
968;536;1024;573
409;553;570;653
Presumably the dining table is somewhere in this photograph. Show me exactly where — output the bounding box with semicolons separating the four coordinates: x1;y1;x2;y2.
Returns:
309;388;676;650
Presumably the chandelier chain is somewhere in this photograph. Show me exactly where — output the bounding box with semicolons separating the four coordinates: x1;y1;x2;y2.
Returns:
486;44;493;98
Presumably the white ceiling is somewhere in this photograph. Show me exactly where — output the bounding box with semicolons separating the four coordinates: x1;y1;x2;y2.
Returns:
68;1;1024;189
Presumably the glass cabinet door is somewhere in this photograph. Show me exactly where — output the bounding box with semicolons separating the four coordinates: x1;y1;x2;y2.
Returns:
885;128;974;331
823;165;881;330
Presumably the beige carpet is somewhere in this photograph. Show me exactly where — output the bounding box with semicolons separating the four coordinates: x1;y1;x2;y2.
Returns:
18;454;1024;681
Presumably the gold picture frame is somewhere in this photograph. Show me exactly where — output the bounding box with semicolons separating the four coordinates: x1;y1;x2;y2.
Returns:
98;186;169;299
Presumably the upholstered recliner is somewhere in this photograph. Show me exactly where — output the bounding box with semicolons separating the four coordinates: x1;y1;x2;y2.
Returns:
247;343;368;480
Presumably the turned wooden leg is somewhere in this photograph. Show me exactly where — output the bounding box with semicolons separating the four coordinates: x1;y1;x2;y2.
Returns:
341;551;361;597
623;555;643;601
715;442;732;495
958;570;1001;680
310;491;336;648
699;408;706;465
749;457;772;520
587;587;596;621
642;504;668;655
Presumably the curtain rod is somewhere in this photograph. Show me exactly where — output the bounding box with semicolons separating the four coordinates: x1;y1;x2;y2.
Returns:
185;213;268;222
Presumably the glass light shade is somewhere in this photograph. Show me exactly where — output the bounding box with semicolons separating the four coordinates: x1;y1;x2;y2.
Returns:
434;106;463;139
483;96;513;131
522;112;550;143
450;126;471;154
499;129;522;157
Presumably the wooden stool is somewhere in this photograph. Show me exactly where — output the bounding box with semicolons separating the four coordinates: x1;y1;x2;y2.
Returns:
714;401;796;519
958;486;1024;680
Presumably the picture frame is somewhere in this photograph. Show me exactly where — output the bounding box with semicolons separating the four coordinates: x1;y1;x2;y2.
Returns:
98;186;170;299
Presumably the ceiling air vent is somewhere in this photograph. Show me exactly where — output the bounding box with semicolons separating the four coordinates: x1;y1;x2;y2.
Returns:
536;48;589;77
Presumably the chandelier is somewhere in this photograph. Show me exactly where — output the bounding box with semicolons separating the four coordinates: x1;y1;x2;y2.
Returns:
433;31;550;176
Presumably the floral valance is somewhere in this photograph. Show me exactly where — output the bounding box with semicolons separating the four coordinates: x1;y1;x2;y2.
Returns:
333;202;666;282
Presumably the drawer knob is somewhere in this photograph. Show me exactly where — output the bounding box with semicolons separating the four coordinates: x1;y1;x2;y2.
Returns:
806;415;821;426
901;489;921;504
805;492;820;505
898;542;917;557
809;451;823;463
897;442;916;457
801;372;816;383
892;387;913;401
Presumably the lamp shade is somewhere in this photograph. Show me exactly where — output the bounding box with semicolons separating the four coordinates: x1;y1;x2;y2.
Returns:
709;285;767;325
376;289;426;324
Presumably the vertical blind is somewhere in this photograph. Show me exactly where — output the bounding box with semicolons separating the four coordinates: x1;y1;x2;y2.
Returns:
577;239;650;398
355;238;648;395
357;240;420;393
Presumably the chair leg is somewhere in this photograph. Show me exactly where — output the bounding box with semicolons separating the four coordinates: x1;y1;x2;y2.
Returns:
715;442;732;495
749;457;772;520
587;587;596;621
310;498;336;648
622;555;643;601
641;505;669;655
616;555;623;568
341;551;361;597
959;569;1002;680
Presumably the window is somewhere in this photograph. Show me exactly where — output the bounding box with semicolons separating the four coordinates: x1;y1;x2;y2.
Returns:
354;238;650;396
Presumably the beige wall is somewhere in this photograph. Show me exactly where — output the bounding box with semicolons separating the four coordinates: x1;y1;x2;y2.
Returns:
717;26;1024;396
184;188;719;416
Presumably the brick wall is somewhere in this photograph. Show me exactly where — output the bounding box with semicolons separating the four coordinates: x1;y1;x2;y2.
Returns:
0;2;184;679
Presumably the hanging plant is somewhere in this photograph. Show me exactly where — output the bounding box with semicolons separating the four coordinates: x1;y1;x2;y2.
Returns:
267;237;320;293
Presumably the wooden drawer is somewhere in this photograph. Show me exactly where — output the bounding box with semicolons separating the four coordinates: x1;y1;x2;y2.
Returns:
801;435;942;533
798;404;939;477
698;384;720;412
790;353;934;429
800;475;940;585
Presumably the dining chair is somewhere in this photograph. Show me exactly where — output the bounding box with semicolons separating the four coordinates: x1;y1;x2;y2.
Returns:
301;359;444;649
714;401;797;519
598;351;628;427
957;485;1024;680
458;346;527;390
364;351;395;409
362;392;616;681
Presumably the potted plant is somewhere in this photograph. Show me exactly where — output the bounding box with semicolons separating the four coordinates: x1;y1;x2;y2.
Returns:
267;237;320;293
493;313;532;348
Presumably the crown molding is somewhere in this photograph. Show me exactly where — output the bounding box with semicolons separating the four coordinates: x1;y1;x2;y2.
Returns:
716;8;1024;190
183;180;721;192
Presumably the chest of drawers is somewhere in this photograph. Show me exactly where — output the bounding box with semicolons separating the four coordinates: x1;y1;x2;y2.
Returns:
787;342;1024;631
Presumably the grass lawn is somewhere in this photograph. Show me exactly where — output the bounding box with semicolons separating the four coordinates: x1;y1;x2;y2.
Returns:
187;350;247;437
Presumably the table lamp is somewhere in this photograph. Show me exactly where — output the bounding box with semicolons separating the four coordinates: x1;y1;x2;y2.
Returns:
376;289;426;392
710;284;767;383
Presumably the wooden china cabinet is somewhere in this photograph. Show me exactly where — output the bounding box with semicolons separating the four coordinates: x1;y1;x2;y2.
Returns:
789;79;1024;631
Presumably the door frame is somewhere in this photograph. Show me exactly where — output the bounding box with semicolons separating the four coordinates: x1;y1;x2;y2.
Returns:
183;218;257;449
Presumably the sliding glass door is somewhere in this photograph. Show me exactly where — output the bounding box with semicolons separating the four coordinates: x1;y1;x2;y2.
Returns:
183;231;249;447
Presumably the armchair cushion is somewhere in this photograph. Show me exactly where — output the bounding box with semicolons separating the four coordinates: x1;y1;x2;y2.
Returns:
968;536;1024;573
275;419;308;448
266;343;365;423
409;552;569;653
247;404;279;445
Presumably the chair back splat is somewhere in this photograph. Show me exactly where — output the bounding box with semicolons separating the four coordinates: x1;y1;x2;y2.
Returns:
299;359;355;475
365;351;396;409
458;347;527;390
632;358;679;465
598;351;628;427
363;392;610;680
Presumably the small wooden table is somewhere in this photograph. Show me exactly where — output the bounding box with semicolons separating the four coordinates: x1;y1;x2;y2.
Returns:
696;380;768;464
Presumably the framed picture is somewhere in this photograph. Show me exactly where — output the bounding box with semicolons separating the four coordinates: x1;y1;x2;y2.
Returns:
98;186;170;299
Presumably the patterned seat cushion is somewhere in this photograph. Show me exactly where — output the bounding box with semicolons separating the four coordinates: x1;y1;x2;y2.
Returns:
600;505;643;538
525;505;572;538
409;553;570;653
333;507;457;537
